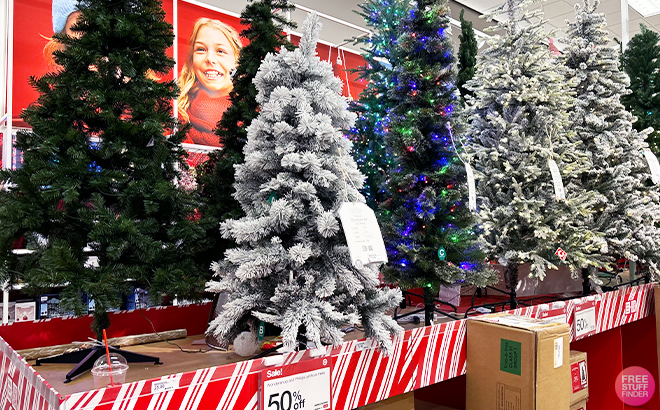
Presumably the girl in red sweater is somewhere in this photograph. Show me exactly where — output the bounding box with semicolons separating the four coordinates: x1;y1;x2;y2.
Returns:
178;18;241;147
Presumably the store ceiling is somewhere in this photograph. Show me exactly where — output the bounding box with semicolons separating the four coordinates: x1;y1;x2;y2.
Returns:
199;0;660;50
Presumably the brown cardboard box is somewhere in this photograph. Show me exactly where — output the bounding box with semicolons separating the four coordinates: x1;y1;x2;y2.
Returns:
570;399;587;410
466;313;571;410
570;351;589;404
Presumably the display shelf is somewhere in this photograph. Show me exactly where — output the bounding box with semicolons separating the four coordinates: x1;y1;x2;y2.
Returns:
0;283;655;410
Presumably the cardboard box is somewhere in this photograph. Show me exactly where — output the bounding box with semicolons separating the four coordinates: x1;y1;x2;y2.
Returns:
466;313;571;410
14;300;36;322
570;399;587;410
570;350;589;404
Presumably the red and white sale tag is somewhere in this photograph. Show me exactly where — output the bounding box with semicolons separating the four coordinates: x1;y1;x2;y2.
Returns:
573;300;597;340
571;360;588;393
555;248;567;261
260;357;332;410
537;307;567;324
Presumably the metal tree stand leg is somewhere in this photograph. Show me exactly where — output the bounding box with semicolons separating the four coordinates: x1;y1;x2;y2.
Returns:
35;344;161;383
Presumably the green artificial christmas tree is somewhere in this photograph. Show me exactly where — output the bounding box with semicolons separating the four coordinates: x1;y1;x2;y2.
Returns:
196;0;296;257
621;24;660;154
465;0;606;305
206;13;402;353
457;9;478;104
380;0;496;325
0;0;214;337
348;0;410;210
562;0;660;282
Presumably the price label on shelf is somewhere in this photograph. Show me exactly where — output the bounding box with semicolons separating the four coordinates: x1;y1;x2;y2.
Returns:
260;357;332;410
573;300;597;340
536;307;567;324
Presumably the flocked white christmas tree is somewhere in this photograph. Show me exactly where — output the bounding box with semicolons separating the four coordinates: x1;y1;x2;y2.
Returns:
562;0;660;280
464;0;606;295
206;12;403;353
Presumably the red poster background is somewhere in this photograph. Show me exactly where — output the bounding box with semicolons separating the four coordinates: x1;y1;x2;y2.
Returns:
12;0;174;127
9;0;368;159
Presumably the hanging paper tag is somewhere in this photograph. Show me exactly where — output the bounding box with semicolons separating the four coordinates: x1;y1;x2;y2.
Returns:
338;202;388;269
465;163;477;211
258;321;266;340
437;247;446;260
643;149;660;184
548;159;566;200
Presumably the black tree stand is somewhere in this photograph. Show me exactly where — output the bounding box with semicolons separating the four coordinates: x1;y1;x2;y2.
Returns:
393;287;460;325
34;342;162;383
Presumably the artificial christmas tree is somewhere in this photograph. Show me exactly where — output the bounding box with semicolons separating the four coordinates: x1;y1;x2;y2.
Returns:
379;0;496;325
620;24;660;154
457;8;478;104
562;0;660;282
196;0;296;258
465;0;605;305
206;13;403;353
0;0;213;376
348;0;410;210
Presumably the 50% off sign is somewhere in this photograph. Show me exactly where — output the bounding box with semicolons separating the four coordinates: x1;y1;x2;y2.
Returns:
260;357;332;410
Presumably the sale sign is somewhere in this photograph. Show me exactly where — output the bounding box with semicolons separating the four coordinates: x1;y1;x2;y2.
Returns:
260;357;332;410
573;300;597;340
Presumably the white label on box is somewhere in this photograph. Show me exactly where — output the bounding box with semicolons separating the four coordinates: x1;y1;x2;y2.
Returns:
338;202;388;269
574;305;597;339
554;337;563;368
151;378;179;395
261;358;332;410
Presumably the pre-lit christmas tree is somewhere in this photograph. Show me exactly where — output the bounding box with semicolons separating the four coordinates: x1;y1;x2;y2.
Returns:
0;0;213;336
380;0;496;324
620;24;660;154
197;0;296;257
562;0;660;280
348;0;410;209
457;9;478;104
206;13;402;353
465;0;605;302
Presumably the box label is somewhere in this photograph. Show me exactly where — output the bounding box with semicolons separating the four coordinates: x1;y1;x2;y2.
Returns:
497;382;521;410
554;337;563;368
571;360;588;393
500;339;522;376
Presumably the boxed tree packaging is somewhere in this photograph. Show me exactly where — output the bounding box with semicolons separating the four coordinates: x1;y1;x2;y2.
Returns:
466;313;570;410
570;350;589;405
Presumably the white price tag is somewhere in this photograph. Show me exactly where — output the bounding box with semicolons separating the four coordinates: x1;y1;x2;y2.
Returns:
465;163;476;211
338;202;388;269
644;149;660;184
574;302;597;339
151;378;179;394
261;358;332;410
554;337;563;368
548;159;566;200
536;308;567;324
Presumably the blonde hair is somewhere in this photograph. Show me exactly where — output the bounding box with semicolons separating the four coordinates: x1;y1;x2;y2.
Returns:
177;18;241;123
43;36;64;67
